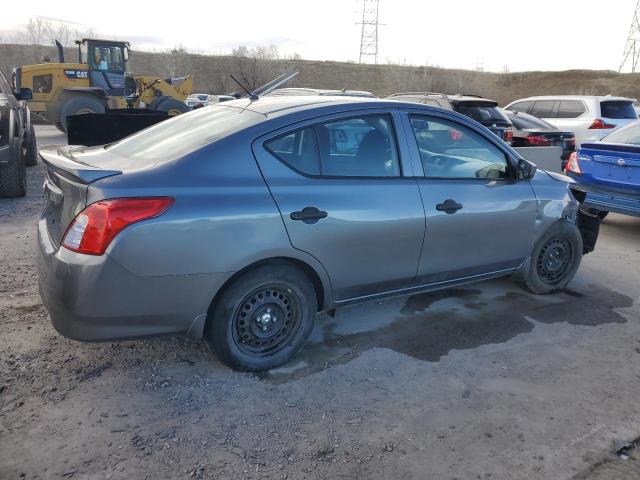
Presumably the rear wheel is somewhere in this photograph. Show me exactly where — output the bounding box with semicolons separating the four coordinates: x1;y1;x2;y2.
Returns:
24;125;38;167
152;96;189;116
58;95;106;133
206;264;317;372
516;221;583;294
0;137;26;198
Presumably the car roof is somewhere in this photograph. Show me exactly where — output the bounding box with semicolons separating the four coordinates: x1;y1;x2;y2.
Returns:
508;95;637;103
268;87;376;98
389;92;498;104
216;96;421;117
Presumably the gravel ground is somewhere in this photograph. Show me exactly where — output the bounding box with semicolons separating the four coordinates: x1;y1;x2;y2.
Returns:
1;126;639;480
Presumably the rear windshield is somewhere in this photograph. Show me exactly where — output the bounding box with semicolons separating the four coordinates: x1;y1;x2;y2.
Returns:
508;113;555;130
600;101;638;119
601;122;640;145
106;105;262;163
455;103;509;124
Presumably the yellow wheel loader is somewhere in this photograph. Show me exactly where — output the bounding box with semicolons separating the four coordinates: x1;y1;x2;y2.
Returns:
13;38;193;132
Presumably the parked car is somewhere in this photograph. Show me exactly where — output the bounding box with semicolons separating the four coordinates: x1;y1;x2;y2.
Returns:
184;93;235;108
267;87;376;98
37;96;599;372
503;110;576;168
388;93;513;143
504;95;638;146
0;69;36;198
565;120;640;219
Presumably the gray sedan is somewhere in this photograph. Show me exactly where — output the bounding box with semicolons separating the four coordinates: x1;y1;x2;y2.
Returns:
36;97;599;371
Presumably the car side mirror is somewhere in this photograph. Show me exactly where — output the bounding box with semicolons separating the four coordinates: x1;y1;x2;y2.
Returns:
517;158;537;180
14;88;32;101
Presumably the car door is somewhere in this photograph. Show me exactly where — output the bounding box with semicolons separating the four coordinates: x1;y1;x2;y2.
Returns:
401;111;538;285
252;110;426;301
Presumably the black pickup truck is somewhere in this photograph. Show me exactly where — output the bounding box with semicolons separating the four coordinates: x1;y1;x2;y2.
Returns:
0;69;36;198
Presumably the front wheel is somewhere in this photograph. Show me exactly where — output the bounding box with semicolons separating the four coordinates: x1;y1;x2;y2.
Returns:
24;125;38;167
516;221;583;295
206;264;317;372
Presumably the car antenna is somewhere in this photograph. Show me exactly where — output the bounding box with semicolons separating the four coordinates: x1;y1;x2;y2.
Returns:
251;71;299;97
230;75;258;100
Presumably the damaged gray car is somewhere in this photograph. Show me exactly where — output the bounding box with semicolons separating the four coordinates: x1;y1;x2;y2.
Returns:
36;96;599;371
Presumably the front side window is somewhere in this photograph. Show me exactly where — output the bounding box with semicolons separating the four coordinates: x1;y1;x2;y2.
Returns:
265;114;401;177
508;101;532;114
409;115;509;179
33;74;53;94
530;100;556;118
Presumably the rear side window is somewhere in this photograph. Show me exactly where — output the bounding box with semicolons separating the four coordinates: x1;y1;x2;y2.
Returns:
530;100;556;118
600;101;637;119
265;114;400;177
409;115;509;179
507;101;532;113
556;100;587;119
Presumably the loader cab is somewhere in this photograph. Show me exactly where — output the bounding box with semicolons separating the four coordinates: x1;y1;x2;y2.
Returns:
78;39;130;97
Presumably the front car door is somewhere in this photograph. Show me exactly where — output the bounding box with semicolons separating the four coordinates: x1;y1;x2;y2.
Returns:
400;110;538;285
253;110;425;301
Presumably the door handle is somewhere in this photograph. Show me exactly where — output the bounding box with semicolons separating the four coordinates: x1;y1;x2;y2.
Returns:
290;206;328;224
436;199;463;214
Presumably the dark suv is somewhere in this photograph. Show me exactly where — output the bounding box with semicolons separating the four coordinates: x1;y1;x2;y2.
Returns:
388;93;513;143
0;69;36;198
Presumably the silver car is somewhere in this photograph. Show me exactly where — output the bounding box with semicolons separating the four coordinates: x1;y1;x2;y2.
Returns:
36;97;599;371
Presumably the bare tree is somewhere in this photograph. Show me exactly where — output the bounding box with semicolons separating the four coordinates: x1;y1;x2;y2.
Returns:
230;45;289;91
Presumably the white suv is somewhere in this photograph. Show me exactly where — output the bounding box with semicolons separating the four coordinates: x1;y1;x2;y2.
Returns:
504;95;638;146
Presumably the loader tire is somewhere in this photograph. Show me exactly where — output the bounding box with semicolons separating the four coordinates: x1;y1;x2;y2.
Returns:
0;137;27;198
58;95;106;133
152;97;189;116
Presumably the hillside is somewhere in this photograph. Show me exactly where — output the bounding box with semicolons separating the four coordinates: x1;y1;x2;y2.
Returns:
2;43;640;105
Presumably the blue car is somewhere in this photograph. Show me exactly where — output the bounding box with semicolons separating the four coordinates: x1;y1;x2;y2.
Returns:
566;121;640;218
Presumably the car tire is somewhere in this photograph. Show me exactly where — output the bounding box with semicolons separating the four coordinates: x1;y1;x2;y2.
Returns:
206;263;317;372
24;125;38;167
0;137;27;198
516;220;583;295
59;95;106;133
152;97;189;116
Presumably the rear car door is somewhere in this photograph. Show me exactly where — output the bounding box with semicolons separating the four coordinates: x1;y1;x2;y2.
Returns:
401;111;538;285
253;110;426;301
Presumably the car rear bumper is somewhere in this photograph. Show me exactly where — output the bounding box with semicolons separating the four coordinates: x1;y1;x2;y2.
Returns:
570;183;640;218
36;217;229;342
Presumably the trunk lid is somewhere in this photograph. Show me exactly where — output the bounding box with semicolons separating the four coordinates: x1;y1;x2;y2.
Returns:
40;145;122;248
579;142;640;193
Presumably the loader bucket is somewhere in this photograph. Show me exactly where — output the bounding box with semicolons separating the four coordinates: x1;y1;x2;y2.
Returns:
66;109;169;146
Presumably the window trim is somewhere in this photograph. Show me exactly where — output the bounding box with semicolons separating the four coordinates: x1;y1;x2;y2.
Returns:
403;111;517;181
262;112;405;180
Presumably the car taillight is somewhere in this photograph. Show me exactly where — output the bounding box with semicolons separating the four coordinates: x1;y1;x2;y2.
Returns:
588;119;615;129
62;197;174;255
565;152;582;174
525;134;551;146
504;127;513;143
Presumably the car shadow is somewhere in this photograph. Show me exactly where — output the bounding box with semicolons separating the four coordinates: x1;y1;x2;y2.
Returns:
261;279;632;383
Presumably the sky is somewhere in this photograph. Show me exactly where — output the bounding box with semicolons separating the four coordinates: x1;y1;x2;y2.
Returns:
0;0;637;72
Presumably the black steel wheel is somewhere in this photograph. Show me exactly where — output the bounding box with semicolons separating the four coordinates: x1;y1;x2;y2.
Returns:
516;220;583;295
536;235;574;284
232;285;301;357
206;263;317;372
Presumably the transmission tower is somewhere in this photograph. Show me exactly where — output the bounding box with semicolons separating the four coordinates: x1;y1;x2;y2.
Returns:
357;0;380;64
620;0;640;72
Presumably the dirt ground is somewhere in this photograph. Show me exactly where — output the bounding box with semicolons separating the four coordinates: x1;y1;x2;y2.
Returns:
1;126;640;480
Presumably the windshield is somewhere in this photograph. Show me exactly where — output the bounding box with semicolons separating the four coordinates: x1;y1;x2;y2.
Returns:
508;113;556;130
106;105;263;163
601;121;640;145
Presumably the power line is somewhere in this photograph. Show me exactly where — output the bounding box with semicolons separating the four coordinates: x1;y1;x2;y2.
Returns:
620;0;640;72
357;0;380;64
